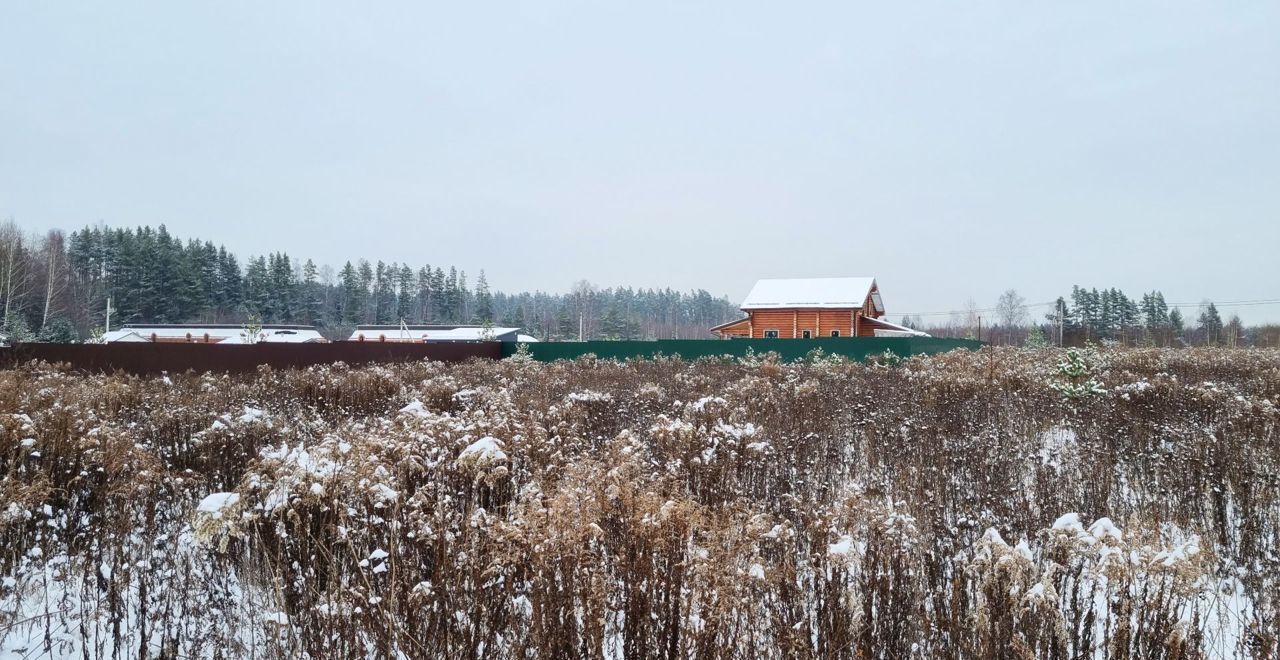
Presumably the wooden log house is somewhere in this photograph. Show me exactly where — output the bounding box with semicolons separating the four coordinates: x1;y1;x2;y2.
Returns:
709;277;927;339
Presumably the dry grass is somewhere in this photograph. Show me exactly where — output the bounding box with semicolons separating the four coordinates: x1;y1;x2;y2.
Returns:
1;347;1277;658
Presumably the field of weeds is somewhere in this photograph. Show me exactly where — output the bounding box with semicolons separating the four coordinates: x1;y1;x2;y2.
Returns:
1;347;1278;659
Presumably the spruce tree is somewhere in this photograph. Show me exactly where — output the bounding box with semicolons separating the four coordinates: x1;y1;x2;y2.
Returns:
216;248;243;317
416;267;431;323
243;256;271;320
431;268;447;322
302;259;322;326
396;265;414;323
475;270;494;323
373;261;395;324
357;260;374;324
1198;302;1223;345
339;262;361;325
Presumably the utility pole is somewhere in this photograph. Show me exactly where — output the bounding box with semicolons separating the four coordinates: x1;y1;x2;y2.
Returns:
105;296;113;333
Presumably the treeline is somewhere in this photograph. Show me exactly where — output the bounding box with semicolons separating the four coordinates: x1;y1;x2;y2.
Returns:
0;221;739;342
922;285;1272;348
1050;286;1246;346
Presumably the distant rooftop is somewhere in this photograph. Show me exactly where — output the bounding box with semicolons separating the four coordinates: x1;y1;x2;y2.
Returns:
103;324;327;344
348;325;532;342
118;323;319;331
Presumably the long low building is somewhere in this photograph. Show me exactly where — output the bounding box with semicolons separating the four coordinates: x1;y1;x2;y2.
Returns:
348;325;538;343
102;324;328;344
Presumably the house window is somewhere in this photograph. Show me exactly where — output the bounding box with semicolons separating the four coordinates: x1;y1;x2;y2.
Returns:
830;330;840;337
763;329;779;338
801;330;812;339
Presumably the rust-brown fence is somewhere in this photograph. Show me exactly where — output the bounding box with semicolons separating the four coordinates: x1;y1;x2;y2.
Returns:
0;342;501;376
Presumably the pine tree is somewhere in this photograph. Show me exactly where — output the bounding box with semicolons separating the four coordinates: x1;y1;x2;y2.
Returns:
36;317;78;343
396;265;414;323
2;313;32;342
1024;325;1048;349
340;262;362;325
216;248;243;318
302;259;322;326
373;261;395;324
475;270;494;323
431;268;447;322
357;260;374;324
243;256;271;320
416;267;432;323
440;267;455;323
600;303;626;339
557;304;575;339
266;253;295;322
458;271;470;322
1169;308;1185;343
1198;302;1223;345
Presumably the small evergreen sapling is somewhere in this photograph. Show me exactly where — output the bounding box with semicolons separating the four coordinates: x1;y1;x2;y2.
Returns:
1024;326;1049;349
242;314;264;343
1049;349;1105;399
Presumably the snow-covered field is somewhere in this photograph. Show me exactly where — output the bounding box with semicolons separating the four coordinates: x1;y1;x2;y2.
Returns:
1;347;1277;658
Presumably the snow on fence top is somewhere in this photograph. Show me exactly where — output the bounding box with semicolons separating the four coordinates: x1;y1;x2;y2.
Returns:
740;277;878;310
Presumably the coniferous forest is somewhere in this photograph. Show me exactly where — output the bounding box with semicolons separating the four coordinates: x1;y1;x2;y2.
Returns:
0;222;740;342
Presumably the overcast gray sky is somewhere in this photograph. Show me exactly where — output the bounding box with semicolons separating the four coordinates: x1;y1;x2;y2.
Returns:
2;1;1278;322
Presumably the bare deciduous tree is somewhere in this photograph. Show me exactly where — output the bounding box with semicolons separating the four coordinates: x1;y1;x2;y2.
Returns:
37;230;70;329
0;220;34;327
571;279;597;340
996;289;1027;344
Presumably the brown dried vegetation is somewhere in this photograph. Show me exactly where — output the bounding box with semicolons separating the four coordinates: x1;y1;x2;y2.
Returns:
1;347;1278;658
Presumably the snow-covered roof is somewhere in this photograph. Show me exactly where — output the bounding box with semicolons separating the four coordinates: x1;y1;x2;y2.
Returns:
101;330;150;343
102;325;327;344
216;328;327;344
864;317;930;337
740;278;878;310
516;334;540;343
349;326;522;342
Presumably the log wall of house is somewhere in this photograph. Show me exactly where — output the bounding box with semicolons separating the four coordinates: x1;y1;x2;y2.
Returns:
744;309;862;338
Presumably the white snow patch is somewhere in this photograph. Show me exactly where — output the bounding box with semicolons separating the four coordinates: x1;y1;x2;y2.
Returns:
399;400;429;417
828;535;859;557
1051;513;1085;535
457;436;508;466
197;492;241;519
1088;517;1123;542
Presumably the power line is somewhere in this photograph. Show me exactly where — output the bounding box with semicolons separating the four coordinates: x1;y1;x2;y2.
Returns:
896;298;1280;318
896;301;1056;318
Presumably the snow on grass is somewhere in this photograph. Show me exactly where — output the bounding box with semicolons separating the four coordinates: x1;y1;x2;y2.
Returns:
197;492;241;518
456;436;508;469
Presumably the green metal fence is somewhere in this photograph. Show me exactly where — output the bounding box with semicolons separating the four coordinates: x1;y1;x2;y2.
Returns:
500;337;983;362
